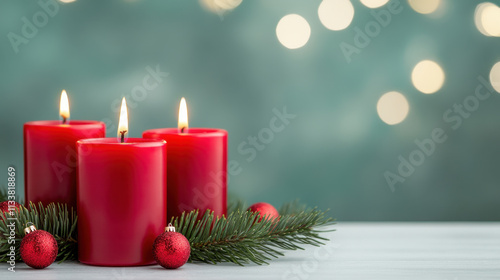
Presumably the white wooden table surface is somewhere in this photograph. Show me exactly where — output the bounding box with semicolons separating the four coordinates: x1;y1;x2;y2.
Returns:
2;223;500;279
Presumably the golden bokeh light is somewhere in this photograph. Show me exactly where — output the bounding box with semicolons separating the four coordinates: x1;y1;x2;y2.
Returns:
411;60;445;94
408;0;441;14
318;0;355;31
276;14;311;49
474;3;492;36
490;61;500;93
360;0;389;9
475;3;500;37
481;5;500;36
377;91;410;125
199;0;242;15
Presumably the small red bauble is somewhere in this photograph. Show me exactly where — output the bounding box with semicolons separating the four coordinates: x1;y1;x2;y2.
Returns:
152;224;190;269
20;223;58;269
248;202;280;222
0;201;21;213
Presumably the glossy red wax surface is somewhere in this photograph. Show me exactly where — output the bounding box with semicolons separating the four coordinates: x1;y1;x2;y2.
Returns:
24;120;105;209
77;138;167;266
143;128;227;221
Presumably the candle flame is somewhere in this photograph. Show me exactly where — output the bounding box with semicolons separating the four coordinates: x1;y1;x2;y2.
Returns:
178;97;188;132
60;90;70;123
118;97;128;141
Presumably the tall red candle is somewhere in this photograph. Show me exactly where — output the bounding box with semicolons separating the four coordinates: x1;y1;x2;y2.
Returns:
24;90;105;209
77;138;166;266
143;98;227;221
77;98;167;266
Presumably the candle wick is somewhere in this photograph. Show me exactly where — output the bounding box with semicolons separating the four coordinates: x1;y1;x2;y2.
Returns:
180;127;185;133
120;131;127;143
62;117;67;124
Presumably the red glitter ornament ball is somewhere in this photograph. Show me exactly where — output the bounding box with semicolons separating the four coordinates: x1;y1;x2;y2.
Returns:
20;224;58;269
248;202;280;222
152;224;190;269
0;201;21;213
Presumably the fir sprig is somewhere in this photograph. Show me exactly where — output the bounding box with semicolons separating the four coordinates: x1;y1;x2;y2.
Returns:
0;202;78;262
172;204;335;265
0;200;334;265
0;188;8;203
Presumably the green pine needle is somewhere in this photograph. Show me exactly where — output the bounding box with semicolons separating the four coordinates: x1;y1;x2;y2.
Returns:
0;199;334;266
172;203;335;265
0;202;78;263
0;188;9;203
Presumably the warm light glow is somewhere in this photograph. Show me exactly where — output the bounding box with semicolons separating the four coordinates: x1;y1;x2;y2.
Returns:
276;14;311;49
475;3;500;37
481;5;500;36
475;3;493;36
199;0;242;14
360;0;389;9
474;3;500;37
411;60;445;94
490;61;500;93
408;0;441;14
59;0;77;3
118;98;128;140
178;97;189;132
318;0;354;31
59;90;70;122
377;91;410;125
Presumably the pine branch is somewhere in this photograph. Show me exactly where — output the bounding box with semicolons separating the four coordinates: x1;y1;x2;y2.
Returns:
0;202;78;262
0;186;24;205
171;202;335;265
0;187;8;202
0;199;335;266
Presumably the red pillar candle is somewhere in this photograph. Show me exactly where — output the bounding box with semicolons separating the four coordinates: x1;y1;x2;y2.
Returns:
77;98;167;266
77;138;166;266
24;90;105;209
143;98;227;221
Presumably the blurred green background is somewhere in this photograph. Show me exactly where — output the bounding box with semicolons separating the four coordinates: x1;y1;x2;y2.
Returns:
1;0;499;221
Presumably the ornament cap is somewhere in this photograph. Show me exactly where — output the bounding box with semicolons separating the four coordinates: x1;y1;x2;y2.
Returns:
24;222;37;235
165;223;176;232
